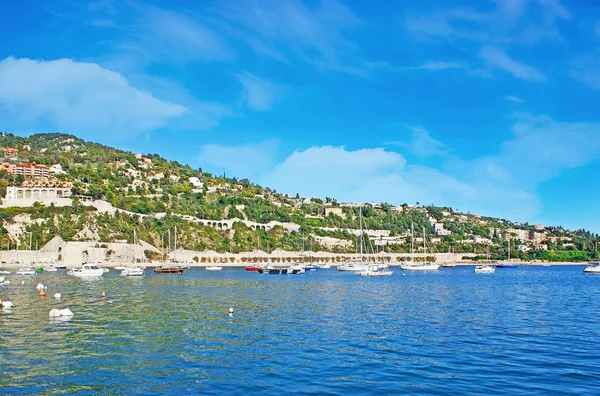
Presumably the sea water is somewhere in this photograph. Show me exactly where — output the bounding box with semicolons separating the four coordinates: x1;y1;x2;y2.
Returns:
1;266;599;394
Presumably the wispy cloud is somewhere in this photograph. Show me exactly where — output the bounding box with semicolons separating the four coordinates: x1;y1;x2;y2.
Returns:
570;54;600;89
236;73;285;111
0;57;190;139
506;95;525;103
388;128;451;158
217;0;364;74
480;47;546;81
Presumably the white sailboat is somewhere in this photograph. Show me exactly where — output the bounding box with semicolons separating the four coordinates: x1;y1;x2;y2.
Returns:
400;224;440;271
337;207;369;272
121;229;145;277
475;248;495;274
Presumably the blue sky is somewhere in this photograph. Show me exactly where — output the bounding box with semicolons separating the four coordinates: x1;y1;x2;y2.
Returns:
1;0;600;231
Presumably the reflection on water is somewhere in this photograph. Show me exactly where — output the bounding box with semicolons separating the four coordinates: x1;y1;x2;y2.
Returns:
1;266;600;394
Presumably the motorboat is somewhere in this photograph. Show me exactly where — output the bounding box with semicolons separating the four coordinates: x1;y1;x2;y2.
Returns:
45;265;58;272
475;265;496;274
114;265;127;271
16;267;36;276
245;265;261;271
67;264;105;278
120;267;145;277
317;263;331;269
400;261;440;271
584;261;600;273
205;266;223;271
440;262;455;268
337;259;369;272
258;264;305;274
304;264;319;271
496;262;519;268
154;264;187;274
0;270;11;274
357;263;393;277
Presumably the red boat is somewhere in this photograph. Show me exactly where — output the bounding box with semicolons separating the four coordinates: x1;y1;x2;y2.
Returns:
246;266;260;271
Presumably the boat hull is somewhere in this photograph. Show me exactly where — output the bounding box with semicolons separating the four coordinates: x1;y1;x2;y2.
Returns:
357;271;393;277
496;264;519;268
154;267;186;274
400;264;440;271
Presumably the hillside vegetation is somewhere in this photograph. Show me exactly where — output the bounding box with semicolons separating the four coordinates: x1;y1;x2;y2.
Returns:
0;132;597;261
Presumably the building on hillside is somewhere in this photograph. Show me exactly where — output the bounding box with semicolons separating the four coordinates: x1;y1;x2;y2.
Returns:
4;185;72;200
324;206;344;217
49;164;66;175
189;177;203;188
21;180;73;188
433;222;451;236
3;147;18;160
1;162;51;178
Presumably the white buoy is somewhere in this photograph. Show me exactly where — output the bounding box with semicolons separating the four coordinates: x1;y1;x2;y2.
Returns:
59;308;74;317
21;280;25;285
1;300;14;310
54;293;62;299
228;307;234;314
36;283;44;291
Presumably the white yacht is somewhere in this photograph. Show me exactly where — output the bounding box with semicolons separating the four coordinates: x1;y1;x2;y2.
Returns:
584;261;600;273
475;265;496;274
337;258;369;272
205;266;223;271
357;263;393;277
400;261;440;271
120;267;145;277
68;264;105;278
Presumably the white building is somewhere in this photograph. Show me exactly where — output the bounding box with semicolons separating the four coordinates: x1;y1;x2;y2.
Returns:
189;177;204;188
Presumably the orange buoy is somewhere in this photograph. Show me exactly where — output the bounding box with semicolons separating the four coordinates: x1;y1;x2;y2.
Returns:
39;289;46;297
101;291;106;299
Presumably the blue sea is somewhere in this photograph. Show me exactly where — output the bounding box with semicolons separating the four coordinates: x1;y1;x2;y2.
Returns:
1;266;599;395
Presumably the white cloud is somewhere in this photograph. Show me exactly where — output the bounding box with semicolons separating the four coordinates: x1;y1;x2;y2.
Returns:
0;57;188;138
480;47;546;81
236;73;285;111
261;146;539;219
200;114;600;225
506;95;524;103
388;128;451;158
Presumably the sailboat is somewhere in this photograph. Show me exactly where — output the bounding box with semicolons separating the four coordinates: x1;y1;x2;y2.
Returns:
337;207;370;272
475;248;496;274
154;227;187;274
121;230;145;277
496;238;519;268
440;246;456;268
246;229;263;271
400;224;440;270
303;233;318;271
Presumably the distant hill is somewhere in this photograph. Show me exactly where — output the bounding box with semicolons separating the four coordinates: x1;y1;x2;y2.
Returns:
0;132;597;262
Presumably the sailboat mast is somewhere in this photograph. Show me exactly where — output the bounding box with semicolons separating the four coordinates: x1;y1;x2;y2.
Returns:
411;222;414;255
359;206;363;259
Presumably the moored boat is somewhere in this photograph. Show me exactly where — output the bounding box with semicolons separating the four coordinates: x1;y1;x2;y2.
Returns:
475;265;495;274
245;265;261;271
357;263;393;277
584;261;600;273
258;264;305;274
154;265;187;274
16;267;36;276
205;266;223;271
68;264;104;278
120;267;145;277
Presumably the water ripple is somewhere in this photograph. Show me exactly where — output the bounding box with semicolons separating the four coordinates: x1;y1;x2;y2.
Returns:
1;266;600;394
